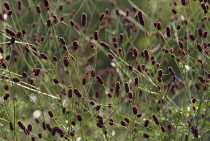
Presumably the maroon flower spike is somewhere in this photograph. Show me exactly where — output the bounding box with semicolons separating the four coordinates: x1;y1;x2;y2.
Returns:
137;113;142;118
120;120;127;126
22;71;28;78
99;13;105;21
81;13;87;26
143;133;149;138
161;126;165;133
207;73;210;79
82;77;87;85
43;0;50;9
48;110;54;118
96;105;101;111
115;81;120;94
132;106;138;115
71;121;76;126
198;28;203;37
144;49;150;61
76;114;83;121
124;82;130;93
128;91;133;99
36;4;42;14
10;36;15;44
74;88;82;98
89;100;95;105
73;41;78;50
96;75;104;84
167;123;172;131
107;93;112;98
156;22;161;30
62;107;66;113
17;120;25;130
5;28;16;36
109;118;114;125
166;26;171;37
12;77;20;82
9;121;13;130
203;31;208;38
46;18;52;27
18;1;22;10
125;118;130;124
8;10;13;16
192;97;196;103
99;41;110;49
144;120;149;127
59;37;66;45
94;30;99;40
3;93;10;100
5;55;10;60
28;124;32;132
38;133;42;138
178;40;184;48
137;10;145;26
53;56;58;61
63;57;69;66
53;78;59;84
91;69;96;77
70;20;75;26
40;53;48;59
134;77;139;86
108;53;114;60
196;43;202;52
152;114;160;125
193;128;199;138
189;34;195;41
158;69;163;77
68;88;73;98
181;0;187;6
45;123;51;132
176;24;181;30
70;130;75;136
33;68;40;76
172;9;177;14
119;33;124;42
198;75;206;83
4;2;11;10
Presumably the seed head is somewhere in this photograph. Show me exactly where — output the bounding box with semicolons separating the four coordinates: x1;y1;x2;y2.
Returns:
124;82;130;93
73;41;78;50
132;106;138;115
59;37;66;45
137;10;145;26
3;93;10;100
94;30;99;40
166;26;171;37
99;13;105;21
81;13;87;26
100;41;110;49
40;53;48;59
12;77;20;82
4;2;11;10
5;28;16;36
144;120;149;127
152;114;160;125
108;53;114;60
76;114;83;121
53;78;59;84
96;75;104;84
48;110;54;118
17;120;25;130
74;88;82;98
143;133;149;138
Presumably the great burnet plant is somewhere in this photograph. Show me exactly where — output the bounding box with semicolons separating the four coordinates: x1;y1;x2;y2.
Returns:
0;0;210;140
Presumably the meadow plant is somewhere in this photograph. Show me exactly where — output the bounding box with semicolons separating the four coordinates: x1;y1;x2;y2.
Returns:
0;0;210;140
